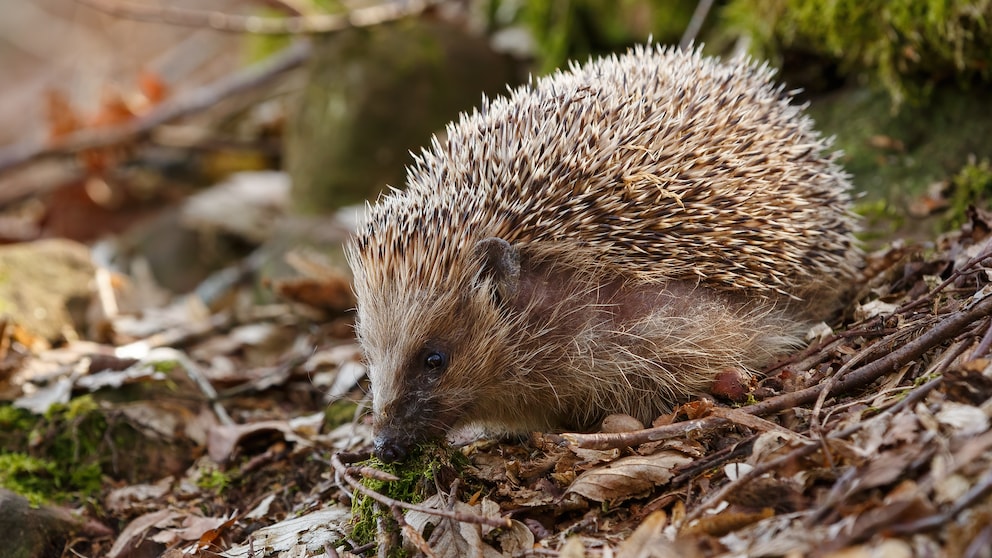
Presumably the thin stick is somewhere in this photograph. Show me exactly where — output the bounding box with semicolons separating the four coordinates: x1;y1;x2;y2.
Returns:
888;468;992;534
329;453;511;529
566;293;992;450
971;316;992;359
680;0;714;49
746;293;992;417
392;506;436;557
75;0;438;34
0;41;310;177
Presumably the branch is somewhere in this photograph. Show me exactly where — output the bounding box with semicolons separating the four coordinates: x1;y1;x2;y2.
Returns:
75;0;438;34
0;40;310;178
680;0;714;49
746;292;992;417
329;452;511;529
565;293;992;450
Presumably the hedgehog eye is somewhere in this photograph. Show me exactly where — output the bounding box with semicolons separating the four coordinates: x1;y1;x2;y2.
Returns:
424;350;448;372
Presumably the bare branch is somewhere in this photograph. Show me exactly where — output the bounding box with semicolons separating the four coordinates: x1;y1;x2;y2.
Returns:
746;292;992;417
566;292;992;451
561;415;732;450
329;452;511;529
0;40;310;178
680;0;714;49
75;0;438;34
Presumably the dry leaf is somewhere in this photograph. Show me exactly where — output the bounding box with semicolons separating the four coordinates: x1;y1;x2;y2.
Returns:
935;402;989;437
404;494;502;558
221;507;350;558
566;451;692;503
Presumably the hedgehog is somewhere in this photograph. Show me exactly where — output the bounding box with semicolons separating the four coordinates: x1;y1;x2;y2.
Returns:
346;45;860;462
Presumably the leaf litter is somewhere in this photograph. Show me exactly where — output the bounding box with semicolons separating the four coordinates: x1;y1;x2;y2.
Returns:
2;191;992;557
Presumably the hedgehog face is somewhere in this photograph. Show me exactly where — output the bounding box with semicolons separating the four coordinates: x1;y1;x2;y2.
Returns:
353;237;522;462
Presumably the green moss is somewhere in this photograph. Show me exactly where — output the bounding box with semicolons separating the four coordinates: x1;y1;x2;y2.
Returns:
0;453;58;506
196;467;233;494
802;82;992;243
854;198;907;244
500;0;697;73
324;400;359;428
945;158;992;228
0;404;35;432
150;360;181;374
0;451;101;506
722;0;992;107
0;397;108;502
349;443;466;556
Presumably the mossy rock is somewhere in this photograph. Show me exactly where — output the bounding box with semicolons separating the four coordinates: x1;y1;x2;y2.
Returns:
286;19;518;212
721;0;992;106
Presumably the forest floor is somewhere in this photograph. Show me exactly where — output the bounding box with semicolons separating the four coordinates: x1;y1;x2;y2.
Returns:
2;2;992;557
2;183;991;558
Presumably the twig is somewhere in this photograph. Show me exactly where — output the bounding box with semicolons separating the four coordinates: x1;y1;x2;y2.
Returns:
392;506;436;557
680;441;819;526
566;293;992;451
971;316;992;359
75;0;438;34
683;358;966;527
707;406;809;440
121;346;234;426
808;326;905;439
680;0;714;49
923;238;992;301
425;479;462;549
329;452;511;529
888;468;992;534
746;293;992;417
669;433;757;487
562;415;732;450
0;40;311;177
353;466;400;482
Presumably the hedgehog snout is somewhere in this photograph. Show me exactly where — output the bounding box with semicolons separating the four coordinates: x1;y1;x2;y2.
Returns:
373;433;409;463
371;400;446;462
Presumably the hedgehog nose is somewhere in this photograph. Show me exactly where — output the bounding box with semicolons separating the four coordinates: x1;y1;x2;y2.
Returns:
373;436;408;463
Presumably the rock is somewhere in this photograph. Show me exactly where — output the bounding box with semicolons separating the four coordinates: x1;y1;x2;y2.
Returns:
0;239;94;343
286;19;519;211
0;488;111;558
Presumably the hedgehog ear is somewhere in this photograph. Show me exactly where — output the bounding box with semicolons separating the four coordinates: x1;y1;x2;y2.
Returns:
472;237;520;306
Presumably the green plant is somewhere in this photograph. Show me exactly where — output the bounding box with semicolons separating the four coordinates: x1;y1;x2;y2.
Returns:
722;0;992;106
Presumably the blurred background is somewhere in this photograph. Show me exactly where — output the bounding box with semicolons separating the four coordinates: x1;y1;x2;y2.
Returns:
0;0;990;344
1;4;991;555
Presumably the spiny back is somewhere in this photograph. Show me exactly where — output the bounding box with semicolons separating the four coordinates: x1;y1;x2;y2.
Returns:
350;44;859;298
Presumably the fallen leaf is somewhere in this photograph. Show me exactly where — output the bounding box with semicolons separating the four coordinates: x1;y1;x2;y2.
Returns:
404;494;503;558
566;451;692;503
935;402;989;437
221;507;350;558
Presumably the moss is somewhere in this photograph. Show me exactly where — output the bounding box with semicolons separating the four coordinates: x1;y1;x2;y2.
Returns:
0;397;109;503
349;443;466;556
0;453;59;506
501;0;697;73
803;83;992;243
945;158;992;228
324;400;359;428
196;467;233;494
0;450;102;506
722;0;992;107
0;404;35;434
854;198;906;244
150;360;181;374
